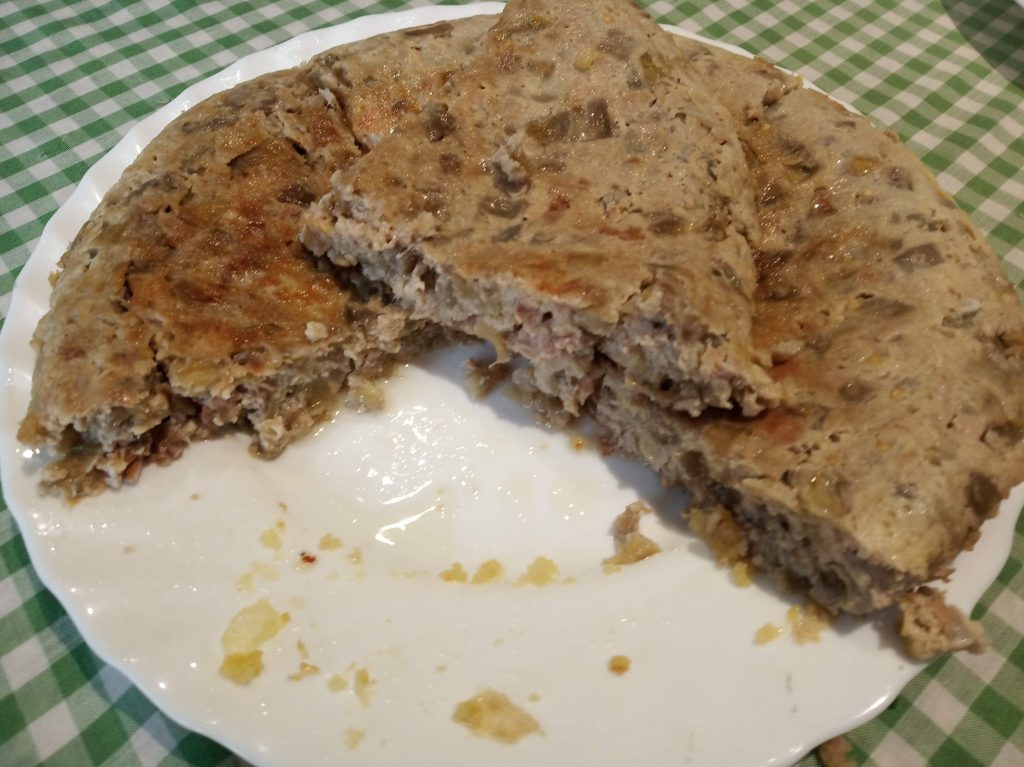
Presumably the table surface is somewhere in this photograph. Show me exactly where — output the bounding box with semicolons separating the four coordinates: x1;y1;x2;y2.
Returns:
1;1;1022;765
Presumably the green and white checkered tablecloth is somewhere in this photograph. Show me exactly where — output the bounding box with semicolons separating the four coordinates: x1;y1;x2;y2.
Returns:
1;1;1022;765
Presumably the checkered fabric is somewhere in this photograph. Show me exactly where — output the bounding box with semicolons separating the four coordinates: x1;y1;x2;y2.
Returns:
1;1;1022;765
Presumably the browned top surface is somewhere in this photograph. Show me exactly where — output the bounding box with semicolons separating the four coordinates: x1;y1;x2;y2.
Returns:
20;69;357;449
19;18;492;451
318;0;776;404
310;17;494;149
130;74;361;368
670;37;1024;577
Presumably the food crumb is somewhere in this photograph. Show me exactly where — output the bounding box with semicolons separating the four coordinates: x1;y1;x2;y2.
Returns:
440;562;468;582
219;599;290;685
755;623;783;645
472;559;504;584
608;655;631;675
452;689;541;743
349;547;364;566
344;728;365;750
277;501;288;513
190;493;199;501
234;573;254;592
731;561;753;587
603;501;662;572
571;436;587;450
318;533;343;551
122;545;136;555
516;556;560;586
259;528;283;551
327;673;348;692
787;604;833;644
287;661;320;681
354;667;374;706
298;551;317;566
219;651;263;685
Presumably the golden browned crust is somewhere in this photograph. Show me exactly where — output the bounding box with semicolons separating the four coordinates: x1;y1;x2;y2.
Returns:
19;19;493;496
19;67;361;497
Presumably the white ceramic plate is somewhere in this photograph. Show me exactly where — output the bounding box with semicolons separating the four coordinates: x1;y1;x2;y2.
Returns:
2;5;1022;767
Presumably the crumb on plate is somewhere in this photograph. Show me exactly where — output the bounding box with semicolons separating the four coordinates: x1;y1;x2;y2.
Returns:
327;673;348;692
603;501;662;572
354;666;374;706
287;661;320;681
259;527;283;551
452;689;541;743
787;603;833;644
516;556;560;586
219;598;290;685
345;728;365;750
608;655;631;675
472;559;504;584
755;623;783;645
440;562;468;582
318;533;343;551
